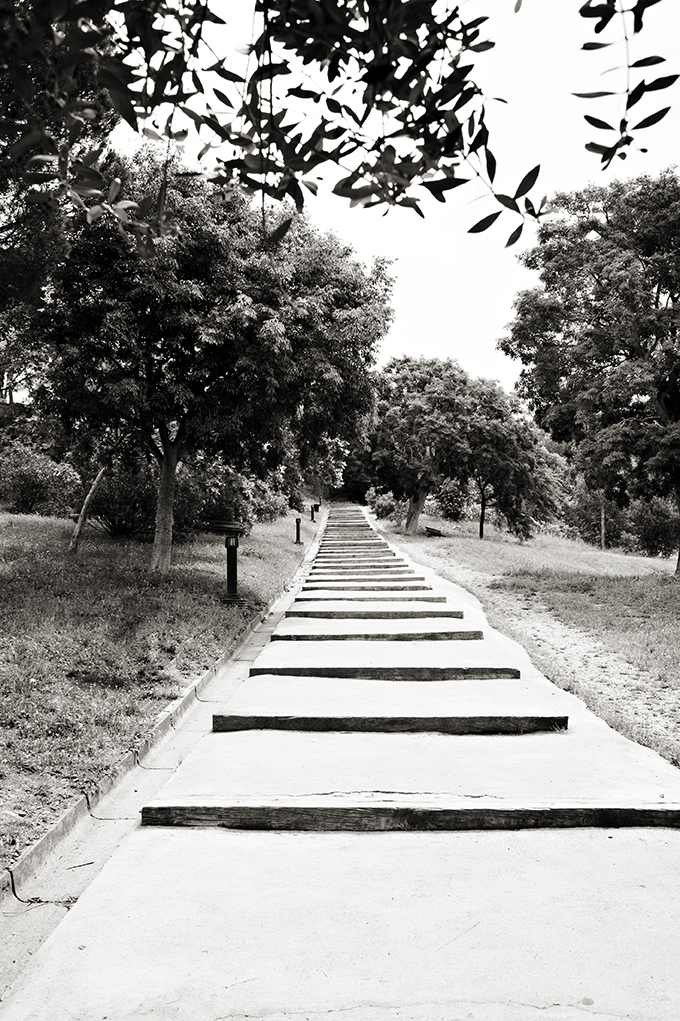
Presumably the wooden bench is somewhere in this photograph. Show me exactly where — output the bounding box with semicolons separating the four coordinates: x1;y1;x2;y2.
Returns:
424;525;444;537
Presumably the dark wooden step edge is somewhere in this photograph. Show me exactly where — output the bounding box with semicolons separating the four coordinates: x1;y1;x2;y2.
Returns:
212;714;568;734
249;666;521;679
286;609;464;618
141;804;680;831
270;631;483;642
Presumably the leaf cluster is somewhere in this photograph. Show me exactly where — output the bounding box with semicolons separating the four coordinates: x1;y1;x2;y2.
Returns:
501;170;680;508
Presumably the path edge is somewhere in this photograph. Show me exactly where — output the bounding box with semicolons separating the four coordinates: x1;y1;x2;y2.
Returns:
1;507;328;903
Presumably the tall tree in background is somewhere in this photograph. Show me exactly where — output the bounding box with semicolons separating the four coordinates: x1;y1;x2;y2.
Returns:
466;378;563;539
500;170;680;569
31;151;392;571
370;356;474;534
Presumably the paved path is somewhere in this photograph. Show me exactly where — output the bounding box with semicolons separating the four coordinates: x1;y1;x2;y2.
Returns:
3;506;680;1020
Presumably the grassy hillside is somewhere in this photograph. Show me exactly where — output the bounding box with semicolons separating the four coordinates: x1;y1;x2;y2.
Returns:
0;510;316;866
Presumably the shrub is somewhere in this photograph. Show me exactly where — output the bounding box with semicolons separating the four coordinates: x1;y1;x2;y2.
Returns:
87;455;204;540
563;484;627;548
0;442;81;515
365;487;408;523
627;498;679;558
435;478;468;521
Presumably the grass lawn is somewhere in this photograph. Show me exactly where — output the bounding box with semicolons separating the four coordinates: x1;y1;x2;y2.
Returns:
0;509;316;867
384;515;680;765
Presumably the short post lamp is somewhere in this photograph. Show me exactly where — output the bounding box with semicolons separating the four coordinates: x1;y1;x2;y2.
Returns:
205;519;248;600
295;517;302;544
310;503;316;522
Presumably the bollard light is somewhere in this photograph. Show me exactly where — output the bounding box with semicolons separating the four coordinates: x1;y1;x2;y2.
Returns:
295;516;302;544
204;519;248;600
310;504;316;522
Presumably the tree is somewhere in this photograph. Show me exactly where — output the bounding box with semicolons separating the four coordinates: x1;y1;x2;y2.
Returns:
465;378;563;539
500;170;680;569
1;2;676;244
31;151;392;571
370;356;473;534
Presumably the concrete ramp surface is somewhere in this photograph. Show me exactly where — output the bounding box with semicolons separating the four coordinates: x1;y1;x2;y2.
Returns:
2;505;680;1021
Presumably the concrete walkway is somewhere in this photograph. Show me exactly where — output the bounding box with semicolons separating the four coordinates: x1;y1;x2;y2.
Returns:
3;506;680;1020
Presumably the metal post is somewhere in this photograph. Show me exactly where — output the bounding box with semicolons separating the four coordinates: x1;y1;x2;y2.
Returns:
310;504;315;522
295;517;302;544
225;534;238;596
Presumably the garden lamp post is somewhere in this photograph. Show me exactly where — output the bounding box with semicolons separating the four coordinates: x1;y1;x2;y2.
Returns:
205;519;248;600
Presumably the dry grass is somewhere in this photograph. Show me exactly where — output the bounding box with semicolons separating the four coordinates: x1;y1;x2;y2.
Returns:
385;515;680;766
0;509;315;866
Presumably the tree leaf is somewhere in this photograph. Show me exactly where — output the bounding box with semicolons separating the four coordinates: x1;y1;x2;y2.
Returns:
632;106;670;129
514;165;540;199
505;223;524;247
206;63;245;84
213;88;233;109
626;81;647;110
572;91;615;98
644;74;679;92
582;42;611;50
267;217;293;245
468;210;502;234
631;55;665;67
486;149;497;183
495;193;520;212
250;62;292;85
585;114;615;130
422;177;468;202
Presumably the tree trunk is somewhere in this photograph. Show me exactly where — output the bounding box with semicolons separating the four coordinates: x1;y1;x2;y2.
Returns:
600;500;606;551
479;489;486;539
404;490;428;534
669;483;673;575
69;466;107;553
149;445;180;573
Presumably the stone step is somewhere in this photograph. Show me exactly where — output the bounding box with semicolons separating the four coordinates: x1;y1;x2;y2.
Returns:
302;582;433;592
141;730;680;831
250;640;520;680
273;617;477;639
286;604;464;618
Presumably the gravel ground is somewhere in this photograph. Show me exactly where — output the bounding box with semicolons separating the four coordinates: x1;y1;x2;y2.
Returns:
390;538;680;769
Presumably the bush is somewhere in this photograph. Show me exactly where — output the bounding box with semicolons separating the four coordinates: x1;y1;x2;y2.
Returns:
435;478;468;521
0;443;81;515
563;484;627;548
627;498;679;558
87;454;290;540
365;487;408;523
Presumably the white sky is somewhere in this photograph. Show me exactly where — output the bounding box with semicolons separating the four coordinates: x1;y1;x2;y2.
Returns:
120;0;680;391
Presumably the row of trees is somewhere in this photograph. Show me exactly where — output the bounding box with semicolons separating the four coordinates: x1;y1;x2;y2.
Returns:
345;356;563;540
1;149;394;570
501;169;680;572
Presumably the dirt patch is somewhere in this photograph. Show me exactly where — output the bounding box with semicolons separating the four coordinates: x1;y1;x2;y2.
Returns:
391;538;680;768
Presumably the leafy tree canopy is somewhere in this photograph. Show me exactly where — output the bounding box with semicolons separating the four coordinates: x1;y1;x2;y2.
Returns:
371;355;472;532
30;149;393;569
368;355;559;536
1;1;677;247
500;169;680;567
